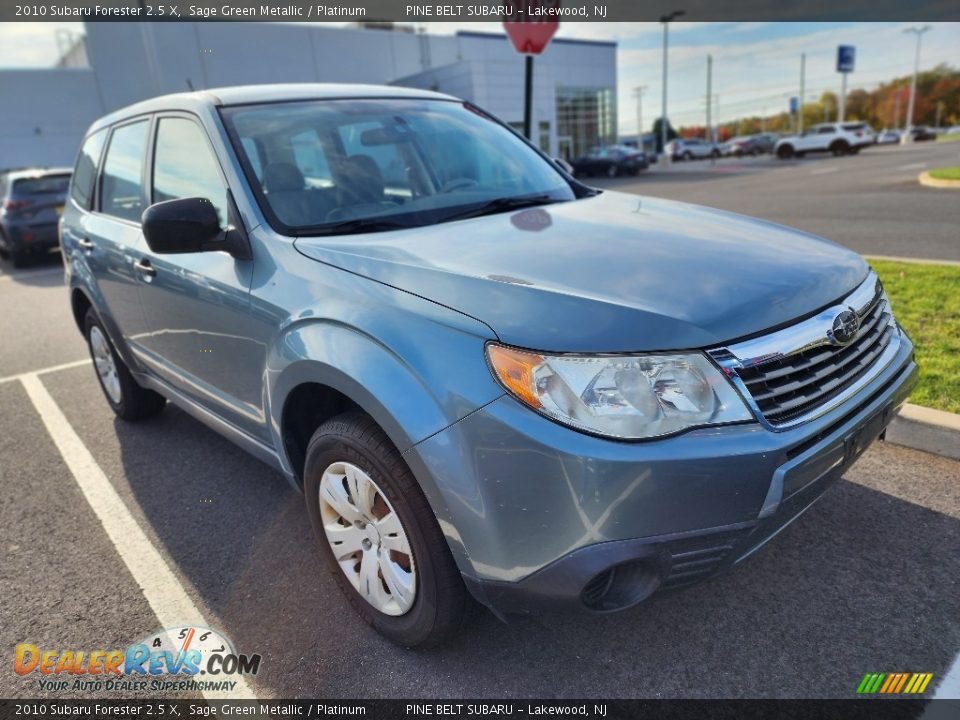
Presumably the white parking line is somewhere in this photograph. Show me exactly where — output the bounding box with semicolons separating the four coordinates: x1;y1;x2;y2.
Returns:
810;167;838;175
0;358;91;386
19;373;257;701
899;162;928;170
932;651;960;699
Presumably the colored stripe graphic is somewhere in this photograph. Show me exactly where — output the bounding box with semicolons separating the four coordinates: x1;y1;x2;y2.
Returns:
880;674;896;693
857;672;933;694
893;673;910;693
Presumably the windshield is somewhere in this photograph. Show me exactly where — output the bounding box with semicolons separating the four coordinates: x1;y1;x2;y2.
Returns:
221;98;576;234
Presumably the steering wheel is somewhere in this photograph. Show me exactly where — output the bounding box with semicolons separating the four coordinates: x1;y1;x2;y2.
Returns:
440;178;480;193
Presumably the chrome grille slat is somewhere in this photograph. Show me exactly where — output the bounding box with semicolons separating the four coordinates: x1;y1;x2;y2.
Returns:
710;271;899;429
752;325;892;421
742;302;888;386
744;307;889;403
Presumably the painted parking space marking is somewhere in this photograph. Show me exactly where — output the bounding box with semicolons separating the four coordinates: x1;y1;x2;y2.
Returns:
18;372;257;701
0;358;91;385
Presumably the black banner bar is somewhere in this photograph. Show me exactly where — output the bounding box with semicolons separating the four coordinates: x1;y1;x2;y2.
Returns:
2;0;958;23
1;700;960;720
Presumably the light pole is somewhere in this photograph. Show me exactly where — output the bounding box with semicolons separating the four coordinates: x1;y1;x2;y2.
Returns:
903;26;931;143
633;85;647;148
659;10;685;159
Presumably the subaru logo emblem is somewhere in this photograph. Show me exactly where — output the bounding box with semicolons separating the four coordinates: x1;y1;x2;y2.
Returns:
829;309;860;346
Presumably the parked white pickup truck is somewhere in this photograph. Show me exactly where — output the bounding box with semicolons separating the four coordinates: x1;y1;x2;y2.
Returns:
775;122;874;159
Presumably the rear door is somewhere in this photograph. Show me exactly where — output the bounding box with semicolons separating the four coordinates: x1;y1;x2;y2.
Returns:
134;113;265;441
82;119;152;345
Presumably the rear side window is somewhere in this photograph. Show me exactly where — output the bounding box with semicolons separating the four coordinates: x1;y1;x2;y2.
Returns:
71;130;107;209
14;175;71;195
152;117;228;226
100;120;149;222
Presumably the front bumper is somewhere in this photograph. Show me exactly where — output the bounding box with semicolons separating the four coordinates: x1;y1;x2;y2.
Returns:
406;332;917;617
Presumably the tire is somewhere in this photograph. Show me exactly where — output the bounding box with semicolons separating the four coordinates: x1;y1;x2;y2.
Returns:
777;145;794;159
682;151;693;161
830;141;849;157
304;410;468;647
11;250;28;268
711;149;720;159
84;308;166;421
607;164;619;178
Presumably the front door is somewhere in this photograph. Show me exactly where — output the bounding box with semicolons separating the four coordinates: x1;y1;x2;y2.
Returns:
134;114;266;442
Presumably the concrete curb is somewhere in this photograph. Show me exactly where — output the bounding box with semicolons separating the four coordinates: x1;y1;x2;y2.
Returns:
918;171;960;189
885;403;960;461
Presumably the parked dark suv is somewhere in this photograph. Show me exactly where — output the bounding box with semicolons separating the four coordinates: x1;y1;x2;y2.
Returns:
0;168;71;266
62;85;917;646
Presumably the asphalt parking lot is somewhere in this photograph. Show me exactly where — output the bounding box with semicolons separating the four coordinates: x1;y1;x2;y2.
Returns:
1;144;959;700
592;141;960;262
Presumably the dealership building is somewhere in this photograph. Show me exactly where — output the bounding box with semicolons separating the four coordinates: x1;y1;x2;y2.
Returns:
0;22;616;169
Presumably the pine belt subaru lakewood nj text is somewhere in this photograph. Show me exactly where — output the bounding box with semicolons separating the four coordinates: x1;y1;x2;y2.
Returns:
60;85;917;646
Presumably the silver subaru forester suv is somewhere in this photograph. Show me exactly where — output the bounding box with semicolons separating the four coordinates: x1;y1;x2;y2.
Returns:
62;85;916;646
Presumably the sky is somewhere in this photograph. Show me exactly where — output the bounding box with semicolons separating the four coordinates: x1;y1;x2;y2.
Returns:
2;21;958;132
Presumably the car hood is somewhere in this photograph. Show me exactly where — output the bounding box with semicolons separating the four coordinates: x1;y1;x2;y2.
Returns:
293;191;868;352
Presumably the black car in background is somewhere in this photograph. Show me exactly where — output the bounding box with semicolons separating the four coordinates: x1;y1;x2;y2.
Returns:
0;168;71;267
571;145;648;178
723;133;779;156
909;126;938;142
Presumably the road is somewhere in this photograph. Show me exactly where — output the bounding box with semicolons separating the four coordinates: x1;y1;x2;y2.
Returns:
1;147;959;701
591;141;960;262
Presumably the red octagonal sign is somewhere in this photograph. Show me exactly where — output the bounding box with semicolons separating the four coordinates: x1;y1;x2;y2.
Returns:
502;2;560;55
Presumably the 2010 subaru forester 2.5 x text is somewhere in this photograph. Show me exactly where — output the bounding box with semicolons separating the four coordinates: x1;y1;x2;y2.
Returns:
61;85;917;646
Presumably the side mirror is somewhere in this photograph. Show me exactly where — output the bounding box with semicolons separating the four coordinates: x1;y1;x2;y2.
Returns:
142;196;251;260
142;197;221;254
554;157;574;175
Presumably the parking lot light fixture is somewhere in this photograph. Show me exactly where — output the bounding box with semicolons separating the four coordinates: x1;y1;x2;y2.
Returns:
659;10;685;159
903;26;931;143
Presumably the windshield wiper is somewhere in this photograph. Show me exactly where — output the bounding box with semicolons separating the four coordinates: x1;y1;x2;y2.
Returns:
298;217;413;236
441;194;560;223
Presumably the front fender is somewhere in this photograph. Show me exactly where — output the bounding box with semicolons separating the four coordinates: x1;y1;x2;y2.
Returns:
266;318;504;479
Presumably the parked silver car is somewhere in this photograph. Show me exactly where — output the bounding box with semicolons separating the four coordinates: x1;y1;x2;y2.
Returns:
62;85;917;646
665;137;721;160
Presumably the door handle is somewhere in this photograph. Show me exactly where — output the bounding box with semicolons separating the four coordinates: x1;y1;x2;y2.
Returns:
133;258;156;278
76;237;94;251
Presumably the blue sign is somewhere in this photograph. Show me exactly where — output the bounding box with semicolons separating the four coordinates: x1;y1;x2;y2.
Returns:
789;96;799;114
837;45;856;73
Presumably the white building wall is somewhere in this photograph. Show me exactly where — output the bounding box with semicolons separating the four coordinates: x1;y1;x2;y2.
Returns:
0;23;614;168
0;69;104;168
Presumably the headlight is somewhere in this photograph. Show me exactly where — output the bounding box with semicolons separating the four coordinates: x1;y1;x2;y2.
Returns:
486;343;753;440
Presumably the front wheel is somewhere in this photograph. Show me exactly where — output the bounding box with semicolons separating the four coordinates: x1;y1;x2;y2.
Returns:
830;141;849;156
777;145;794;159
304;411;468;647
84;308;166;421
607;164;620;178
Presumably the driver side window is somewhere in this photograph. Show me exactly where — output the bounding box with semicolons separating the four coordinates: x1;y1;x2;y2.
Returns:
152;117;228;226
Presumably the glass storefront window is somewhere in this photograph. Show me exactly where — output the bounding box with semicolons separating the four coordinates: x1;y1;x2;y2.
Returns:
556;87;616;160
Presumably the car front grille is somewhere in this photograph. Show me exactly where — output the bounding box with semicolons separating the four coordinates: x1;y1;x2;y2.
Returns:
736;296;894;424
710;272;899;428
